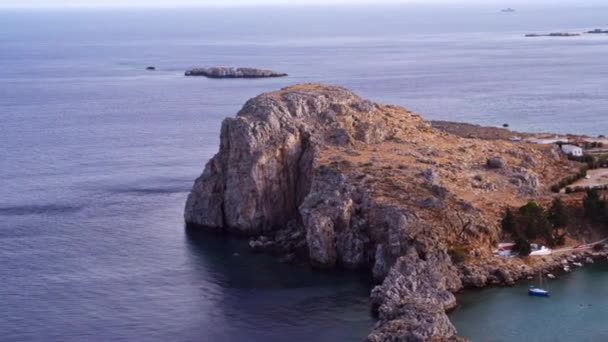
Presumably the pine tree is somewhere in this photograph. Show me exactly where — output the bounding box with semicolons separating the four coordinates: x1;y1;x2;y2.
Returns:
584;189;606;223
514;236;531;257
548;197;569;228
518;200;552;241
501;208;517;236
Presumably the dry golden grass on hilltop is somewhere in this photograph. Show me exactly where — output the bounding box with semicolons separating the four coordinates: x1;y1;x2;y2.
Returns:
319;103;579;232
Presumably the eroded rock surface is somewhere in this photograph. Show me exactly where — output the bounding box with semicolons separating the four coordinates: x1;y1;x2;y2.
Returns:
185;84;578;341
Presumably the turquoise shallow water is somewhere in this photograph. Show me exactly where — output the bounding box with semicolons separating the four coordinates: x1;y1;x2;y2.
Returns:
449;260;608;342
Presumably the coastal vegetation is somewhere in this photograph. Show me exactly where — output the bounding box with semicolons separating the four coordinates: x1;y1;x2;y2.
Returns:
583;189;608;228
501;200;564;254
551;165;588;193
501;190;608;256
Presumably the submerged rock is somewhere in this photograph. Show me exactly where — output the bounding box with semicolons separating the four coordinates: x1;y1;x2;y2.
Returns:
184;67;287;78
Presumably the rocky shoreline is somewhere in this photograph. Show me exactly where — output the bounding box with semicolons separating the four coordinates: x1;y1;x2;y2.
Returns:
184;84;588;341
459;249;608;289
184;66;287;78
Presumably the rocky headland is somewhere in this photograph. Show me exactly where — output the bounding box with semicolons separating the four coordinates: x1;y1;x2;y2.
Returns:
184;84;587;341
184;67;287;78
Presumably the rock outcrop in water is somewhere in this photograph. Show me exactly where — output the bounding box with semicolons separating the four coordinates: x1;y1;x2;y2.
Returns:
184;67;287;78
586;29;608;34
525;32;581;37
185;84;577;341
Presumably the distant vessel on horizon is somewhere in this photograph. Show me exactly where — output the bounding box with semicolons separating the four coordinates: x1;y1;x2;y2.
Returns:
501;8;516;13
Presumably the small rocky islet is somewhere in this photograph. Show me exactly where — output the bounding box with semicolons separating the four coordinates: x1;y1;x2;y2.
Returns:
525;29;608;37
184;66;287;78
184;84;606;341
525;32;581;37
587;29;608;34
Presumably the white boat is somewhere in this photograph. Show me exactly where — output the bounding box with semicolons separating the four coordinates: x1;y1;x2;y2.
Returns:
530;246;552;256
573;262;583;267
528;287;550;297
494;242;516;257
497;250;512;257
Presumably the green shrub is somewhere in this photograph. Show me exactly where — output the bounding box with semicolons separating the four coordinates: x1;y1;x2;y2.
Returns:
448;247;469;264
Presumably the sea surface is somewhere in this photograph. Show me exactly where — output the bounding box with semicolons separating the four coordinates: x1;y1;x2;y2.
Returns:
1;5;608;341
449;260;608;342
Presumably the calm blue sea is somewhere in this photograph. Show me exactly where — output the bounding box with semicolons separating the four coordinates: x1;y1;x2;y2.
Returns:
1;5;608;341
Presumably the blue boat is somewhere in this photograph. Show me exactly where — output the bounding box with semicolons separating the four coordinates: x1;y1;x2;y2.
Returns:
528;273;550;297
528;286;550;297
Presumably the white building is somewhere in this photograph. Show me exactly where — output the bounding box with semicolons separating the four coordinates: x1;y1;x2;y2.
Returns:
561;144;583;157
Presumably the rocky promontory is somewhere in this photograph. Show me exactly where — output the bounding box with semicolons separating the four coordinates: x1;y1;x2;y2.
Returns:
184;67;287;78
185;84;579;341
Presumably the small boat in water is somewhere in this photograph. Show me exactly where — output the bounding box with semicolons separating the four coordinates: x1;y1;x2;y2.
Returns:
528;273;550;297
528;286;550;297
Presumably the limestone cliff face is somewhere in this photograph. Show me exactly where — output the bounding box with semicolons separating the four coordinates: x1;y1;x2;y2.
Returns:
185;84;576;341
185;84;381;234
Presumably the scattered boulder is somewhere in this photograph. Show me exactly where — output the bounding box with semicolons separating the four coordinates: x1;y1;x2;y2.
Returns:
420;168;439;184
486;156;506;169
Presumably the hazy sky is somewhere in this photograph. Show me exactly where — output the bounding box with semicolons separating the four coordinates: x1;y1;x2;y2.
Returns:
1;0;604;8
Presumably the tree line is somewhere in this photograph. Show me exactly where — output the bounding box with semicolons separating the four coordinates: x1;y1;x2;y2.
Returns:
501;189;607;256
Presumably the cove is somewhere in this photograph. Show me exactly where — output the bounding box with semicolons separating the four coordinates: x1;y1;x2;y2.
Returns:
449;260;608;342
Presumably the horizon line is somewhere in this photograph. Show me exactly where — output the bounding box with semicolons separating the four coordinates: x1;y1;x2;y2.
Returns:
0;1;604;10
